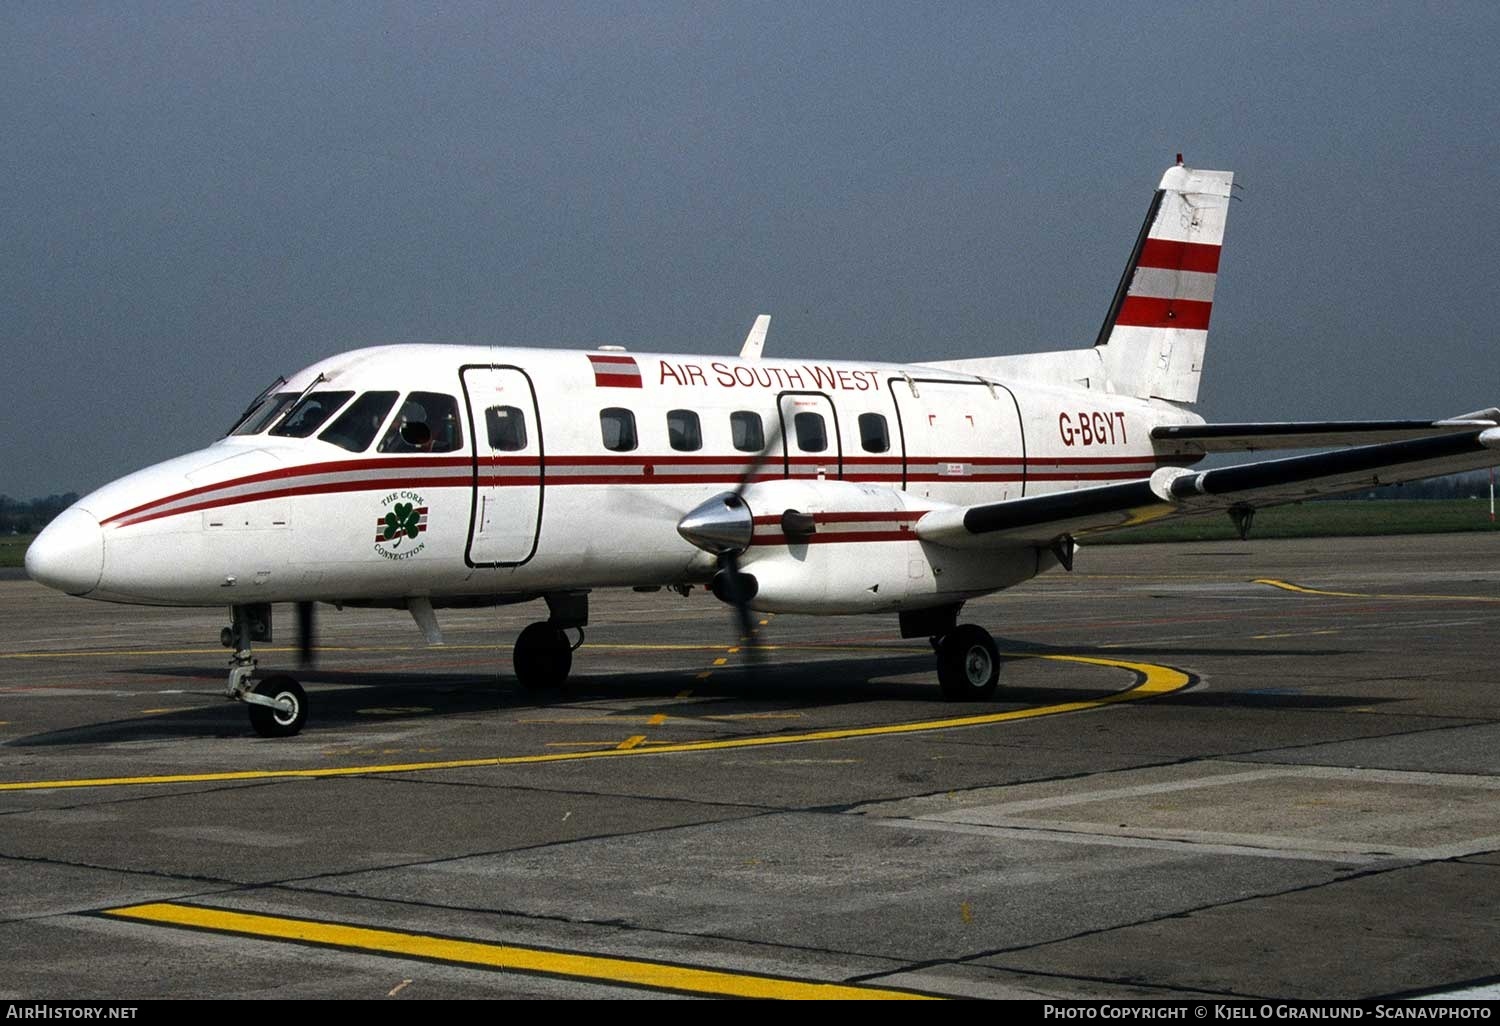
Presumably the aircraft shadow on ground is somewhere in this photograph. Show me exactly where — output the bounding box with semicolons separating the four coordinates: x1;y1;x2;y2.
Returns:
8;654;936;746
4;642;1385;746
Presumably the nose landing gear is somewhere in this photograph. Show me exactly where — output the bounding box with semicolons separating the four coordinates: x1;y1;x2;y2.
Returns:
246;675;308;738
223;603;307;737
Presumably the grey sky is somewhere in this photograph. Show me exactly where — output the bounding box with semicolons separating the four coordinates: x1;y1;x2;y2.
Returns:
4;2;1497;498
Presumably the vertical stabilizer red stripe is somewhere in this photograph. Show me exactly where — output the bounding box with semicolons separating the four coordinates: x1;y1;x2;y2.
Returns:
1138;239;1221;273
1114;296;1213;330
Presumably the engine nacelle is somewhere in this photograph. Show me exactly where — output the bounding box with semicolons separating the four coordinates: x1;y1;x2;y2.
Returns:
730;479;1050;614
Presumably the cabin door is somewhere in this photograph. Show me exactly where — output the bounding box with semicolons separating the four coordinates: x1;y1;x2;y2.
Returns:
777;391;843;480
889;378;1025;503
461;365;543;566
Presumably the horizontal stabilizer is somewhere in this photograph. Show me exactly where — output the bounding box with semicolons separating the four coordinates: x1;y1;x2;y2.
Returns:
1152;410;1500;456
919;427;1500;549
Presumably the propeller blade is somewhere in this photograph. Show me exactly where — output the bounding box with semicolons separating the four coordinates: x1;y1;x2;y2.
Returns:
735;414;785;495
296;600;316;666
677;404;786;663
719;551;757;644
723;412;786;659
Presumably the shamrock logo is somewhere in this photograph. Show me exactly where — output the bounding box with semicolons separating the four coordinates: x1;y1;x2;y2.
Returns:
382;502;421;547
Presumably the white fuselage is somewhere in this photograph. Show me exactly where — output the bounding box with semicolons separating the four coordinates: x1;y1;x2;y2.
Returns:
32;343;1201;614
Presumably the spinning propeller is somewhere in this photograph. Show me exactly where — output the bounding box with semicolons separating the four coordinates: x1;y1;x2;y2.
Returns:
676;419;785;652
296;600;317;666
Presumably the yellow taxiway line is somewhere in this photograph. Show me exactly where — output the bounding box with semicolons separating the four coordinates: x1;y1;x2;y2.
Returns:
102;903;933;1000
1255;578;1500;603
0;653;1189;793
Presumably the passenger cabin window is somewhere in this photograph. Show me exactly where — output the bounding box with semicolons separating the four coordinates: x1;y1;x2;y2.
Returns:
667;409;702;452
231;393;297;436
270;391;354;438
600;407;637;452
730;411;764;453
793;411;828;453
858;413;890;453
486;406;528;452
320;391;399;452
377;392;464;453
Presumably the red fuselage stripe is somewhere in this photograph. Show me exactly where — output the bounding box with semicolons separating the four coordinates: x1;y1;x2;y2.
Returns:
103;455;1162;527
751;511;924;525
750;530;914;546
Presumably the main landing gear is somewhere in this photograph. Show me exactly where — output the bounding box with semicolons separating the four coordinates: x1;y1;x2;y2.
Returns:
934;624;1001;700
223;603;308;738
901;605;1001;701
513;591;588;691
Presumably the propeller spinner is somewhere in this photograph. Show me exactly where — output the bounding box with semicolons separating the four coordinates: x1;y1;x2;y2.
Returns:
677;491;761;645
676;492;753;555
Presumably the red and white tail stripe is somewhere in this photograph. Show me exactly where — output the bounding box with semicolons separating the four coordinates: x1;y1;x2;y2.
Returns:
1098;162;1234;405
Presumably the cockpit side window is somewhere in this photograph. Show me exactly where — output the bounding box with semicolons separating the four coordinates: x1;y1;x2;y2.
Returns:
377;392;464;453
269;391;355;438
318;391;399;452
230;393;298;436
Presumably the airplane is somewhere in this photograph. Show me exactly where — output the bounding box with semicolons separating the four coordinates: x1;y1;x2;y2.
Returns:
24;159;1500;738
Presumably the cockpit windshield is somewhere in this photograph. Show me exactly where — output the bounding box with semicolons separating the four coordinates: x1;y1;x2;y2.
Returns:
319;391;399;452
268;391;355;438
229;392;298;436
226;376;287;435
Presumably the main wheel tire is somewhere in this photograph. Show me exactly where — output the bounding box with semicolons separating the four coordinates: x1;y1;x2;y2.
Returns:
936;624;1000;701
514;622;573;690
248;675;308;738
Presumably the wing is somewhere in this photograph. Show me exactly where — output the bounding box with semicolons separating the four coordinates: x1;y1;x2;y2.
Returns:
1151;409;1500;455
917;426;1500;548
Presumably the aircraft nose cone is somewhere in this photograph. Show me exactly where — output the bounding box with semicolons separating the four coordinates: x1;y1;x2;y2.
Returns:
677;491;753;555
25;508;104;596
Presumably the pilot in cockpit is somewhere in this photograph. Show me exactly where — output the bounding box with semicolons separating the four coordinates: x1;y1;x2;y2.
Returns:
378;393;462;454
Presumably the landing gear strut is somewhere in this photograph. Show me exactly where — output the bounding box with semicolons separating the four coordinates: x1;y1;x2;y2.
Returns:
513;592;588;691
222;604;308;737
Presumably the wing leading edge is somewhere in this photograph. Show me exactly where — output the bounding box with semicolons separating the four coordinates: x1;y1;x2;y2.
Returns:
917;426;1500;549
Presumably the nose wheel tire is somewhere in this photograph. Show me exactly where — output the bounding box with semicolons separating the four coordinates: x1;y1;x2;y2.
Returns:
514;622;574;690
247;675;308;737
936;624;1000;701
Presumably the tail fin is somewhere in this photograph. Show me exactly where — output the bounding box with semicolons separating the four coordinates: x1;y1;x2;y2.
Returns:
1096;161;1234;404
